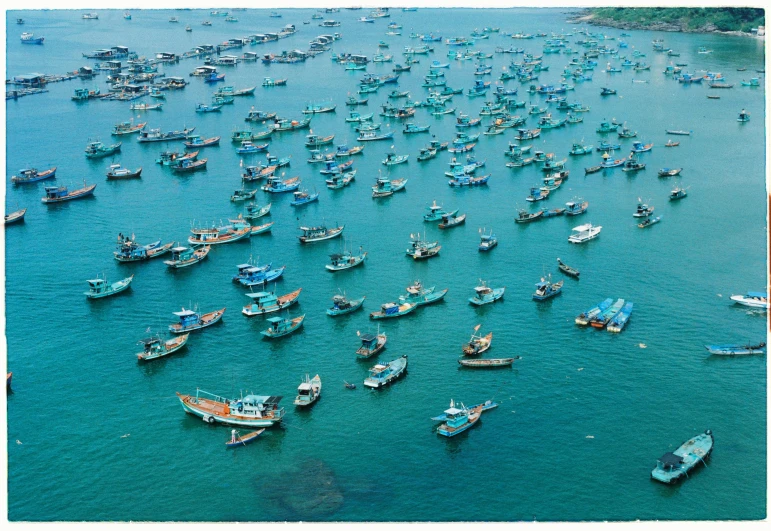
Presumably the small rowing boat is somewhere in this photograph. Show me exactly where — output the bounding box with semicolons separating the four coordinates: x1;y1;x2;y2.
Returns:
557;258;579;278
225;429;265;448
458;357;519;367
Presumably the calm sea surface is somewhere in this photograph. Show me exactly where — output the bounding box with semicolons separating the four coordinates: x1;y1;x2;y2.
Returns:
5;8;767;522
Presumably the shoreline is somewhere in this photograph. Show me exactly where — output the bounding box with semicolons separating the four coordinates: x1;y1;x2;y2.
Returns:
566;12;762;39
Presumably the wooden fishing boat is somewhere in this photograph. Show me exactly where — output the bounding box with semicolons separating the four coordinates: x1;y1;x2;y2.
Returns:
243;202;272;221
106;164;142;179
84;274;134;299
172;158;208;173
565;200;588;216
4;208;27;225
669;187;687;200
183;135;221;149
294;374;321;407
269;117;311;132
187;223;250;245
225;429;265;448
261;315;305;339
469;280;504;306
458;357;519;367
305;133;335;147
651;430;713;484
589;298;625;329
397;281;448;306
607;302;634;332
438;213;466;229
364;355;408;388
370;302;418;320
326;171;356;189
327;294;365;316
576;298;613;326
658;168;682;177
515;209;543;223
638;216;662;228
533;275;563;301
326;246;367;271
413;245;441;260
163;245;210;268
114;236;173;262
130;102;163;111
665;141;680;147
245;110;278;123
85;141;121;159
434;402;485;437
112;121;147;135
137;333;189;361
298;224;344;243
242;288;302;316
169;307;225;333
462;326;492;356
557;258;579;278
448;174;488;187
290;189;319;206
41;182;96;204
705;342;766;356
177;390;285;427
231;188;258;202
11;167;57;184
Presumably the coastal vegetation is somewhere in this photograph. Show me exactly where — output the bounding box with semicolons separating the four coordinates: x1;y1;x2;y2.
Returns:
586;7;765;33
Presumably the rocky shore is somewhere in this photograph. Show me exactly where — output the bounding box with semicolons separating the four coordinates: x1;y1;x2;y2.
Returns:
567;12;760;38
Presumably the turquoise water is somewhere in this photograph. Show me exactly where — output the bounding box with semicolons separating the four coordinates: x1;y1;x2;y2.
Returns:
5;8;766;521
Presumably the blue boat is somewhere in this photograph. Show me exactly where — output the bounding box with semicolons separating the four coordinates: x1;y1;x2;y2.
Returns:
569;143;593;156
326;293;365;316
607;302;633;332
596;141;621;152
363;355;408;388
398;280;448;306
478;228;497;251
575;297;613;326
204;72;226;83
41;181;97;204
651;430;714;484
236;141;270;154
261;175;301;193
195;103;222;113
469;280;504;306
85;141;121;159
589;298;625;329
533;276;563;301
403;123;431;134
434;400;492;437
631;141;653;153
705;342;766;356
290;189;319;206
237;264;285;287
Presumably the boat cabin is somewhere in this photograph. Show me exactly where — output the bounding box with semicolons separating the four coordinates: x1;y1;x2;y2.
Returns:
155;52;180;62
139;336;162;354
86;278;108;295
173;309;201;327
44;185;69;199
191;65;217;76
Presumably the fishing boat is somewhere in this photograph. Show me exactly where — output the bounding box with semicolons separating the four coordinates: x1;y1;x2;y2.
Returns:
245;110;278;123
669;187;688;200
242;288;302;316
230;188;257;202
568;223;601;244
469;280;504;306
20;32;44;44
172;158;208;173
607;302;633;332
569;143;593;156
478;228;497;251
294;375;321;407
112;121;147;136
4;208;26;225
195;102;222;113
631;141;654;153
345;96;368;106
458;358;518;368
137;127;195;143
225;429;265;448
515;209;543;223
413;245;441;260
131;102;163;111
326;171;356;189
236;141;269;154
187;222;251;245
434;401;485;437
398;280;448;306
372;174;407;197
177;389;285;427
357;130;394;142
651;430;713;484
557;258;579;278
169;307;225;333
290;189;320;207
355;329;387;358
84;274;133;299
584;165;603;175
638;216;662;228
327;293;365;316
589;298;625;329
565;199;588;216
533;275;563;301
462;325;492;356
157;151;195;166
658;168;682;178
136;333;189;361
705;343;766;356
261;175;301;193
41;182;97;204
302;103;336;115
11;167;57;184
600;87;617;96
364;355;408;389
740;78;760;87
261;315;305;339
622;156;646;173
370;302;418;320
326;245;367;271
665;130;691;136
438;213;466;229
729;291;769;309
183;135;221;149
382;152;409;166
448;173;488;187
575;297;613;326
243;202;272;221
298;224;344;243
106;164;142;179
233;263;285;288
163;245;210;268
85;141;121;159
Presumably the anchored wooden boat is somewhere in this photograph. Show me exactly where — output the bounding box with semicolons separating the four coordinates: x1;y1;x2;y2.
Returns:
137;333;189;361
163;245;210;268
364;355;408;388
11;167;57;184
169;307;225;333
651;430;713;484
294;374;321;407
462;325;492;356
4;208;27;225
177;390;285;427
42;182;96;204
327;294;365;316
705;342;766;356
458;357;519;367
225;429;265;448
356;328;387;358
557;258;580;278
242;288;302;316
261;315;305;339
370;302;418;320
298;224;344;243
84;274;134;299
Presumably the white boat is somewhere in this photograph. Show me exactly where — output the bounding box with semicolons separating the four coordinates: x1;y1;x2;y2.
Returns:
294;374;321;407
568;223;602;244
729;291;769;309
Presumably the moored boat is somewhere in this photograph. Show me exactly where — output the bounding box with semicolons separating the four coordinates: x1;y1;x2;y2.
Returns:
11;167;57;184
242;288;302;316
458;358;518;368
294;375;321;407
298;224;344;243
177;390;285;427
557;258;580;278
370;302;418;320
651;430;714;484
638;216;662;228
326;246;367;271
435;401;485;437
84;274;134;299
364;355;408;388
327;293;365;316
469;280;504;306
607;302;633;332
225;429;265;448
705;342;766;356
136;333;189;361
533;276;563;301
478;228;497;251
106;164;142;179
398;280;448;306
4;208;27;225
261;314;305;339
568;223;601;244
462;325;492;356
85;141;121;159
589;298;625;329
41;182;96;204
163;245;210;268
575;298;613;326
169;307;225;333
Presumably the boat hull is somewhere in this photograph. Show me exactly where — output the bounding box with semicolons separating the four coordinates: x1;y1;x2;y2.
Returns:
169;308;225;333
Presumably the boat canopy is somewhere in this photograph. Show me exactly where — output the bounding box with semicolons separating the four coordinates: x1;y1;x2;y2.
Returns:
138;336;161;345
444;407;464;415
173;309;198;317
657;452;684;468
571;224;593;232
87;279;105;286
360;333;377;345
246;291;271;299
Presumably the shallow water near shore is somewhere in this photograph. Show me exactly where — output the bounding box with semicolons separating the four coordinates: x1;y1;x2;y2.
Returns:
5;8;767;521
